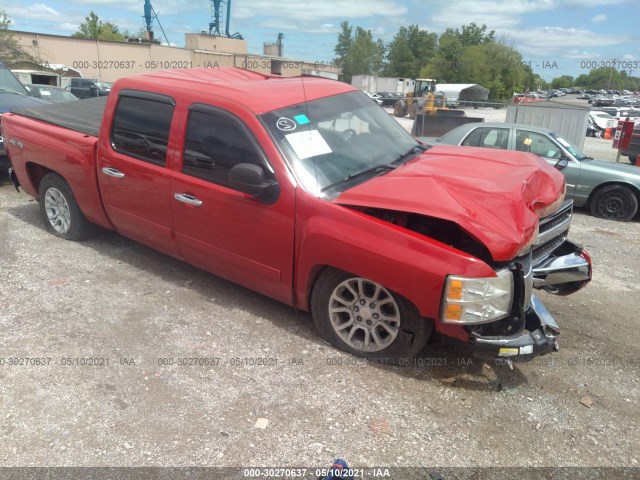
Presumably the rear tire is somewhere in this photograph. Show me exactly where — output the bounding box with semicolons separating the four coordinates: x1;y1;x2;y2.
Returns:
39;173;98;240
311;268;432;362
629;156;637;166
590;185;638;222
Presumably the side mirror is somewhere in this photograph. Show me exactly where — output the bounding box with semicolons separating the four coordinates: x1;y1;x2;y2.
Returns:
554;158;569;170
229;163;279;204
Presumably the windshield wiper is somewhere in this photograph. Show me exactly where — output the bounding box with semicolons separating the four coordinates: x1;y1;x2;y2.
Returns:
393;144;429;164
321;164;397;192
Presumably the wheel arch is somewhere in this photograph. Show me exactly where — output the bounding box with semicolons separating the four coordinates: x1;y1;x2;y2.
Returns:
26;162;57;198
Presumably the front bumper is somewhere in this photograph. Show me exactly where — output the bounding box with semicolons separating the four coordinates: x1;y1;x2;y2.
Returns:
472;294;560;359
471;239;591;360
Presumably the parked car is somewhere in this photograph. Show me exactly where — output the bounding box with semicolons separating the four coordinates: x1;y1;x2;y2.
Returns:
2;67;591;362
512;93;545;104
588;110;616;136
68;78;112;99
593;96;615;107
365;92;383;106
620;122;640;165
0;62;50;172
598;106;640;122
375;92;404;107
423;122;640;221
24;84;79;103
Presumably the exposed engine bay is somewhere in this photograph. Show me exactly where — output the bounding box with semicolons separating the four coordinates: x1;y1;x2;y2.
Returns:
359;207;494;264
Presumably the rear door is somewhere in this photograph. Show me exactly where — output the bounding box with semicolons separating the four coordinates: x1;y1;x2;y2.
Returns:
97;90;179;256
170;103;295;304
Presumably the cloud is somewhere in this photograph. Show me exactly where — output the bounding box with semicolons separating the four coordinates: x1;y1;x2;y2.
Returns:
504;26;629;56
5;3;62;21
427;0;628;31
233;0;408;21
56;22;79;32
591;13;607;24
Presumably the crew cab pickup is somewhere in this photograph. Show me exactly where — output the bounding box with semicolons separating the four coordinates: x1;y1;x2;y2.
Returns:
3;68;592;362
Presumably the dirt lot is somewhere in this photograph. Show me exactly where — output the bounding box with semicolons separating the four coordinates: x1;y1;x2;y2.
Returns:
0;171;639;475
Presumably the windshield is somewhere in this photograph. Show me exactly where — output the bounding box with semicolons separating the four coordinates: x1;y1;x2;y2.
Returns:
0;67;28;95
552;134;589;160
260;90;418;196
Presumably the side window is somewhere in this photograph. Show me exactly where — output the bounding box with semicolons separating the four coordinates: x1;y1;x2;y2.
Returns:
111;95;174;166
515;130;561;159
461;127;509;149
182;107;264;188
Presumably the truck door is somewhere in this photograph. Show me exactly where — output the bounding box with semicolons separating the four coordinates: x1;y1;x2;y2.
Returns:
170;104;295;304
97;90;179;256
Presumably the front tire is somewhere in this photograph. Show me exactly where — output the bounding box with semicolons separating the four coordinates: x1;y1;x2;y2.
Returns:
393;101;407;118
590;185;638;222
39;173;97;240
311;269;432;361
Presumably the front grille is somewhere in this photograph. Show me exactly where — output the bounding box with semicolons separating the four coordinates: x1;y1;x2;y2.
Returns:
532;234;566;262
533;199;573;263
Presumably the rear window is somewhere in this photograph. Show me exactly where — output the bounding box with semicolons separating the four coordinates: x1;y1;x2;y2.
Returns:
111;94;175;166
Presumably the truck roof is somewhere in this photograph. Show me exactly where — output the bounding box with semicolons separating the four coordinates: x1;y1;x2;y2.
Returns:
115;67;355;114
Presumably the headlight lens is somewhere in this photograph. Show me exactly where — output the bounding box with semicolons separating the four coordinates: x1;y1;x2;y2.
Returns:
442;269;514;324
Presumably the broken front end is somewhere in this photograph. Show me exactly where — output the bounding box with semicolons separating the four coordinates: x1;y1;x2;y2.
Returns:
441;200;591;360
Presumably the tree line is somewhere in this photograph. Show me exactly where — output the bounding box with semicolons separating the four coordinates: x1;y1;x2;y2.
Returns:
550;69;640;91
333;21;640;99
334;22;542;100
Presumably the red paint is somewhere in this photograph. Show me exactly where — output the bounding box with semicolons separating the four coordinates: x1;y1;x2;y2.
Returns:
2;68;575;345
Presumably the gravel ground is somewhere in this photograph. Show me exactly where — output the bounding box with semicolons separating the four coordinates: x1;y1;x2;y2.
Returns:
1;164;639;474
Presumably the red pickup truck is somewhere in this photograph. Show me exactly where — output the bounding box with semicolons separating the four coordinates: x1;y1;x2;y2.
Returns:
3;68;591;362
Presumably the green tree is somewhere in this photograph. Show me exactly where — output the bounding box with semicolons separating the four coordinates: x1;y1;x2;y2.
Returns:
422;29;531;100
551;75;574;89
72;11;126;41
384;25;437;78
0;10;37;67
334;21;353;81
457;22;495;46
334;23;384;83
574;67;639;90
420;30;464;82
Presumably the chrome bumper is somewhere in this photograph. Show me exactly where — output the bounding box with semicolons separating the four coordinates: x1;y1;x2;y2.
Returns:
532;240;592;295
473;294;560;359
472;240;591;360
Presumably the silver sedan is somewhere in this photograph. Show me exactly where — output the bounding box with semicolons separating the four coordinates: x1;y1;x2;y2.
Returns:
423;122;640;221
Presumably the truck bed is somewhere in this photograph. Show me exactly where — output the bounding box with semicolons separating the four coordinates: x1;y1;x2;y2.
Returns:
12;96;107;137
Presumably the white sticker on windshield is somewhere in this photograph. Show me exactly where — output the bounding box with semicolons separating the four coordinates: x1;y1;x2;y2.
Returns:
40;90;52;96
556;137;571;147
277;117;297;131
285;130;332;160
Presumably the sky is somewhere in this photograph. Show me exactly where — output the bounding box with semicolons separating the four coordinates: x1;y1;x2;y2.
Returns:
3;0;639;82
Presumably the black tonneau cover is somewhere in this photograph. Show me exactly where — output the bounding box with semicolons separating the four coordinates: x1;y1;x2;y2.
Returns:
12;96;108;137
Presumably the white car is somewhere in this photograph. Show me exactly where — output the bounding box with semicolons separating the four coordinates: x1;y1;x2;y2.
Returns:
589;110;616;131
365;92;383;106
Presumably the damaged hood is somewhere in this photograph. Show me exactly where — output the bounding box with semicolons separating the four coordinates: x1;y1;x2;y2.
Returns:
334;145;565;261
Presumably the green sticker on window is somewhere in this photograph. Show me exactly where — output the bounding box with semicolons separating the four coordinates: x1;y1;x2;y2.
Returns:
294;114;310;125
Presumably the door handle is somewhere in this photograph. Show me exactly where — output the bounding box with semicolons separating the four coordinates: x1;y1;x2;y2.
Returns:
174;193;203;207
101;167;125;179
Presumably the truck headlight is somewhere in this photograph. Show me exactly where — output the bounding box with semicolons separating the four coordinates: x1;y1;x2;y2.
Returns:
442;269;514;324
